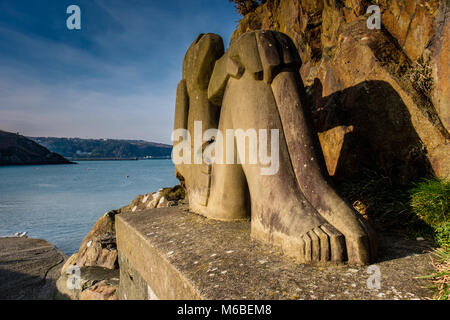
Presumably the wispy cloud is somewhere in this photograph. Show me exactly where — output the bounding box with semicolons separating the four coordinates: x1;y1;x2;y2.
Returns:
0;0;239;143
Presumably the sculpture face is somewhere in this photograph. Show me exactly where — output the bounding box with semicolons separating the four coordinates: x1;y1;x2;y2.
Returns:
173;31;377;265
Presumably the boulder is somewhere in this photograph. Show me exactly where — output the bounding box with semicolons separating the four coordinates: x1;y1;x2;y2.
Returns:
121;185;185;213
80;280;118;300
62;210;119;271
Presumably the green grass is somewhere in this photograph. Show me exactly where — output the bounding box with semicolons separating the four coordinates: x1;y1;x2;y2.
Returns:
409;178;449;300
409;177;449;248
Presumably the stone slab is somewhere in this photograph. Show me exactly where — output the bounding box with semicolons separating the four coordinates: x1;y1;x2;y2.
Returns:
116;205;435;300
0;237;67;300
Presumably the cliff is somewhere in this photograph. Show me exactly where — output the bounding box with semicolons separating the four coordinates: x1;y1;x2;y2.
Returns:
232;0;449;182
0;130;72;166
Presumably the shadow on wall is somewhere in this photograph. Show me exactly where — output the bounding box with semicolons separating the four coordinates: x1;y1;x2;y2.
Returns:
309;79;433;184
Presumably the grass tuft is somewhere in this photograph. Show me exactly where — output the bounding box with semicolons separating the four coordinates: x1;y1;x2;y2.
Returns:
409;177;449;247
418;248;450;300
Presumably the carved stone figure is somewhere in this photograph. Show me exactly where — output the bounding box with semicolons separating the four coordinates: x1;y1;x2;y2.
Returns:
174;31;377;265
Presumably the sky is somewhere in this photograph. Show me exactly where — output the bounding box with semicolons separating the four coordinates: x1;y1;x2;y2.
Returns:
0;0;240;144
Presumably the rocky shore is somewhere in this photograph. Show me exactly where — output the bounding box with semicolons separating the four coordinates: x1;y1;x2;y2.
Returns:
0;237;67;300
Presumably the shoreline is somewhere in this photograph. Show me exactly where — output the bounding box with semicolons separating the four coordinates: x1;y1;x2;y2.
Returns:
68;158;171;161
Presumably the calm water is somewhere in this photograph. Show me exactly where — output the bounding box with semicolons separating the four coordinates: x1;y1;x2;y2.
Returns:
0;160;178;255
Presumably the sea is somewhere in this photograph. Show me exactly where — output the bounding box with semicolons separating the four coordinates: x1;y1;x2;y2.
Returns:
0;160;179;255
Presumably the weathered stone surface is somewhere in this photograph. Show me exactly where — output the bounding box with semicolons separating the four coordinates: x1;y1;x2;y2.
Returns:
432;4;450;134
118;252;157;300
0;237;67;300
122;186;185;213
232;0;449;181
116;206;434;300
174;80;189;133
80;280;118;300
174;33;224;215
317;125;354;176
63;210;119;271
306;20;447;182
56;266;119;300
429;143;450;179
208;52;231;106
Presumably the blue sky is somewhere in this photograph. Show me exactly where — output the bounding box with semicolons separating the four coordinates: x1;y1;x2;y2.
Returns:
0;0;240;143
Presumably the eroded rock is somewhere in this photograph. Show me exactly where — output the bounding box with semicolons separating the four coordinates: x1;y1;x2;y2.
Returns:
233;0;449;181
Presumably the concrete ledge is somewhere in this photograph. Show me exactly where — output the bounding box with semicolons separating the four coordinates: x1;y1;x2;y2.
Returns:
116;207;202;299
116;205;435;300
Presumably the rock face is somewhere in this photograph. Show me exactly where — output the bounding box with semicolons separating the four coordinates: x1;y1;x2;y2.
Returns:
63;210;119;271
233;0;449;181
56;210;120;300
121;186;186;213
0;130;72;165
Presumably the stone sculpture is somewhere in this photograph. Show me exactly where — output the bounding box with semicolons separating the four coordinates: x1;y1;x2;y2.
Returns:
173;31;377;265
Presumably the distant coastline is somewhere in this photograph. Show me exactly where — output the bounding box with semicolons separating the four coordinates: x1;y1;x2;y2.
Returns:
0;131;174;166
68;157;171;161
30;137;172;161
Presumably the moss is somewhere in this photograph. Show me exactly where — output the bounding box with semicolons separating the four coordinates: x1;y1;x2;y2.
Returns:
435;222;450;249
161;185;186;201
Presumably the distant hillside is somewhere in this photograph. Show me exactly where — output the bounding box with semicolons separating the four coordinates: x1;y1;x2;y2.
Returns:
0;130;72;165
30;137;173;160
